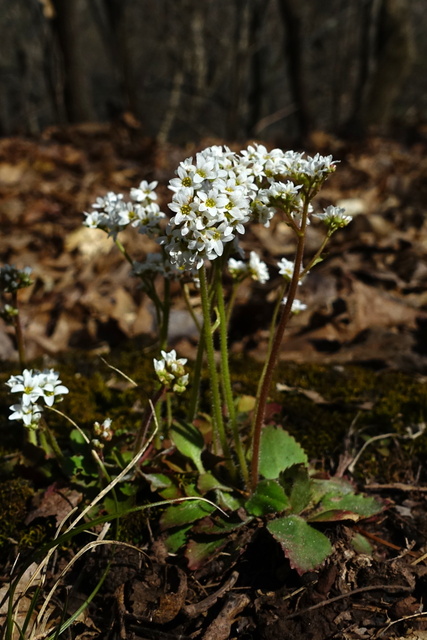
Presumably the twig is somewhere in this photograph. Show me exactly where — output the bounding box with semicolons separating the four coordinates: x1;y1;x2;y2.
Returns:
364;482;427;493
373;610;427;638
284;583;413;620
348;423;425;475
183;571;239;618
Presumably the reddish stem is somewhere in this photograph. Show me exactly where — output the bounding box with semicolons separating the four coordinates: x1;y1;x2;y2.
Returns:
250;202;310;493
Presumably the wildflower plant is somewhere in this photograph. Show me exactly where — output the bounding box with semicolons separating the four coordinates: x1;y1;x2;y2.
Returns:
0;265;33;367
3;143;382;577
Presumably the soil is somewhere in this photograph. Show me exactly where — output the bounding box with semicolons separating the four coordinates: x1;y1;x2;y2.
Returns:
1;124;427;639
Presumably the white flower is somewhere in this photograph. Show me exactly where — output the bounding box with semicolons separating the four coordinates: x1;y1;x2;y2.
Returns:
228;257;248;280
153;350;188;393
83;184;164;239
197;189;228;218
9;402;43;428
169;161;198;192
7;369;44;406
282;298;307;314
313;205;352;230
277;257;294;280
6;369;69;428
94;418;113;441
130;180;158;204
249;252;269;284
270;181;301;197
38;369;69;407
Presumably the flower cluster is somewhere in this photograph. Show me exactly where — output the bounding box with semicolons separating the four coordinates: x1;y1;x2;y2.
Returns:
313;205;352;231
228;251;270;284
277;257;307;284
161;144;342;271
0;265;33;293
6;369;69;428
153;350;189;393
83;181;165;239
161;146;255;270
93;417;113;442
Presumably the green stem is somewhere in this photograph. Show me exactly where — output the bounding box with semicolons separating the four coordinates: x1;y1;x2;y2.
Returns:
41;421;66;466
198;265;230;459
301;231;332;278
250;197;311;493
252;278;289;433
214;263;248;484
114;237;134;266
225;281;240;328
25;427;38;447
182;282;202;332
187;331;205;423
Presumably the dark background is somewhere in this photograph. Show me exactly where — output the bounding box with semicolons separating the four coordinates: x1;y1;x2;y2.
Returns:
0;0;424;144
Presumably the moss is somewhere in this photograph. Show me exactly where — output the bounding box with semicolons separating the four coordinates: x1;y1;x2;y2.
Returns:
0;478;34;546
227;358;427;480
1;347;426;486
271;363;427;479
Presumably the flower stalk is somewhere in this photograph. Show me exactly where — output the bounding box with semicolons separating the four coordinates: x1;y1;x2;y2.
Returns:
214;261;249;484
250;195;311;492
198;265;230;460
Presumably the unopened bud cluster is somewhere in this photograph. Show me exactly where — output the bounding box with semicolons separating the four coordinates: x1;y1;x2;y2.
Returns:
153;350;189;393
0;265;33;293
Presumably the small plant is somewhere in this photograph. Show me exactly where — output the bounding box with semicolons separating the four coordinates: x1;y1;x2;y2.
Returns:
2;143;381;587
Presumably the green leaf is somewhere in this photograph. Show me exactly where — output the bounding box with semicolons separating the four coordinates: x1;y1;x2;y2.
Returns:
351;532;373;555
308;477;383;522
309;493;383;522
143;472;182;500
310;476;355;500
185;537;228;570
197;472;232;493
245;479;290;516
267;515;332;574
279;465;312;514
259;426;307;479
193;515;250;535
160;499;215;530
170;421;205;473
216;489;242;511
164;525;192;553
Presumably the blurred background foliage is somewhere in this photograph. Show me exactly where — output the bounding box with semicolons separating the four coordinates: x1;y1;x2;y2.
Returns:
0;0;424;143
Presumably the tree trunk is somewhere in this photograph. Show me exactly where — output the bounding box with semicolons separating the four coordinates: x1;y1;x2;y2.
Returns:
276;0;311;140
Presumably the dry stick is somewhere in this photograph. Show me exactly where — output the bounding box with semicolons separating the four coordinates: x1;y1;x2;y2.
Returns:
283;583;413;621
374;611;427;639
183;571;239;618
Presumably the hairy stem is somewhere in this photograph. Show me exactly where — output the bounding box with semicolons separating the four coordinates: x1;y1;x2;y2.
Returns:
187;332;204;423
214;263;248;484
198;265;230;459
250;198;310;492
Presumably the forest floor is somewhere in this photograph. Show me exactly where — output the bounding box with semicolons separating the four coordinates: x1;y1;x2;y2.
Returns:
1;122;427;639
